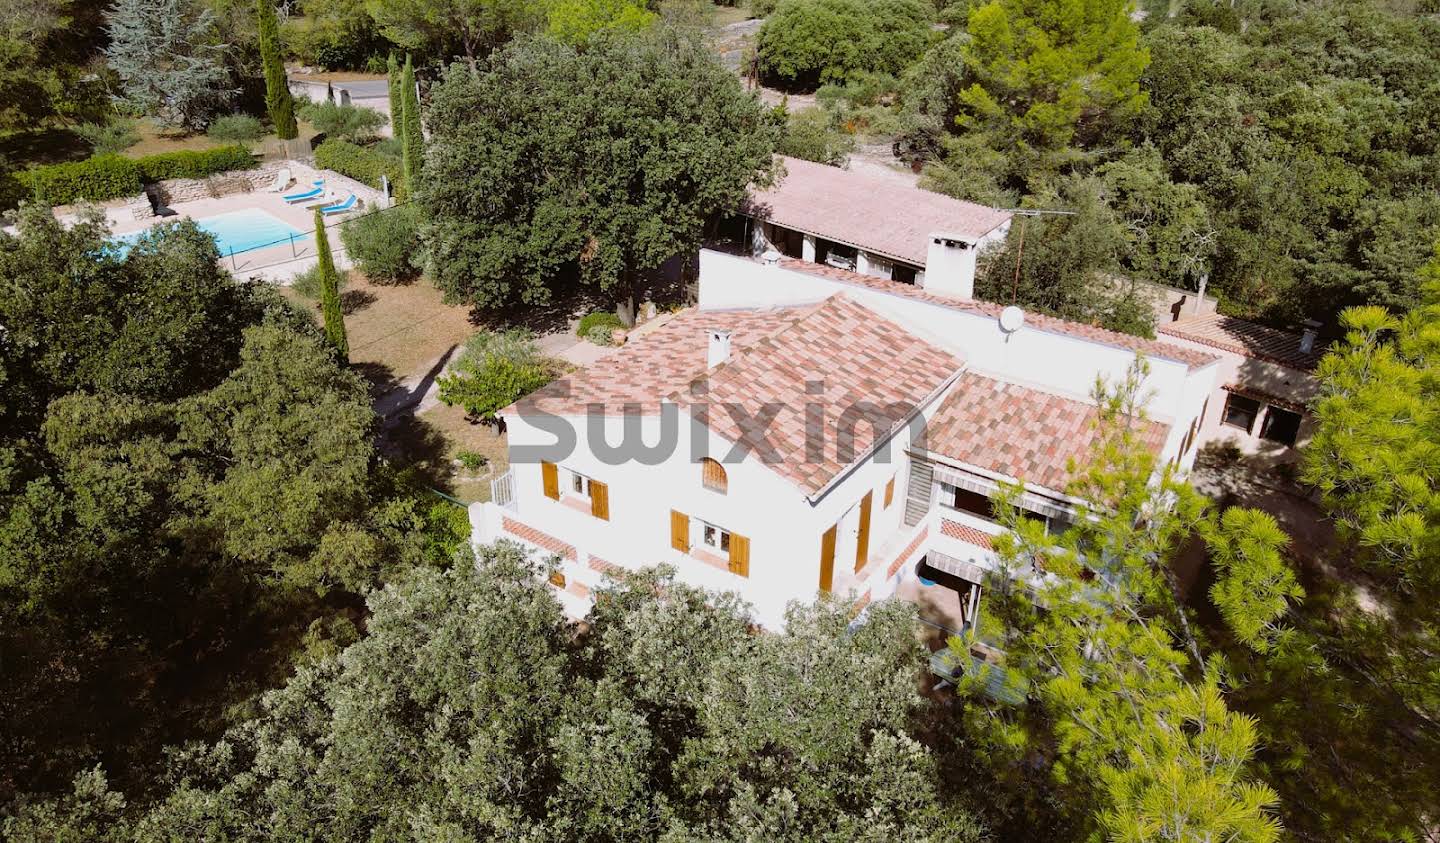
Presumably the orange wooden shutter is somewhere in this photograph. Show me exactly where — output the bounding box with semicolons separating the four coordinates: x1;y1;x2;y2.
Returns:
884;476;895;508
819;525;837;592
855;492;872;571
728;533;750;577
590;480;609;520
670;510;689;552
541;461;559;500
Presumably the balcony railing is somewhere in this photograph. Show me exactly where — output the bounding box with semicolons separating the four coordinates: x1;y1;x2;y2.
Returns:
491;470;515;509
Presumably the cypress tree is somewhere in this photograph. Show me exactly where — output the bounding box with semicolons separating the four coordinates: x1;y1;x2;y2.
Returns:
258;0;297;140
400;55;424;198
387;53;402;132
314;209;348;361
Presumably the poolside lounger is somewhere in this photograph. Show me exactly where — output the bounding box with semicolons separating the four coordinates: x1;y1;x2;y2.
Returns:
320;194;357;215
267;167;293;192
282;181;324;203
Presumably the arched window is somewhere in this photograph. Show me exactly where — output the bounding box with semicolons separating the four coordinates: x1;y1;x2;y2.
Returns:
701;458;727;494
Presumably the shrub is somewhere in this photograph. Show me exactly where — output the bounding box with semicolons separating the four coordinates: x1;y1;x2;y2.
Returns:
208;114;265;145
16;155;144;205
455;450;489;470
438;329;557;421
583;324;616;346
778;107;857;166
300;101;388;142
136;146;256;181
576;310;624;337
289;263;347;299
757;0;931;91
75;121;140;155
340;205;421;283
314;138;401;191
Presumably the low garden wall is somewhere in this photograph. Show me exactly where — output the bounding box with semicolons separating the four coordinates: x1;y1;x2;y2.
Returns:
127;161;289;219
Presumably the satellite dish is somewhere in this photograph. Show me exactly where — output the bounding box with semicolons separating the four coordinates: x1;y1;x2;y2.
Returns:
999;305;1025;333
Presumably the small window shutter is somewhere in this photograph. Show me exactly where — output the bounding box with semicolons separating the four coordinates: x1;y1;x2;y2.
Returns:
728;533;750;577
541;461;559;500
884;476;895;508
819;525;837;592
590;480;609;520
670;510;689;552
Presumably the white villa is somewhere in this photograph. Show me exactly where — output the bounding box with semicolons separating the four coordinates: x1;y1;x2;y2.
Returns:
470;239;1226;635
738;156;1013;287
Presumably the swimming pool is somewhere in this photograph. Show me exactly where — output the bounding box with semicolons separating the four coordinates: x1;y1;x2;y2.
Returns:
116;209;309;257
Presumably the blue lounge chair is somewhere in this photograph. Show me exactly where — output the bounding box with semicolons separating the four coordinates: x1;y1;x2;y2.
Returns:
282;181;324;204
320;194;357;215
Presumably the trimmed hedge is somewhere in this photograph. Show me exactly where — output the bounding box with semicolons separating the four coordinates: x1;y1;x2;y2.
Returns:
314;139;400;191
14;146;257;207
576;311;623;337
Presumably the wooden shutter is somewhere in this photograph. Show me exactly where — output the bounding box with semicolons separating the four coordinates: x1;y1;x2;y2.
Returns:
855;492;872;572
728;532;750;577
590;480;609;520
670;510;689;552
819;525;837;592
541;461;559;500
884;476;895;508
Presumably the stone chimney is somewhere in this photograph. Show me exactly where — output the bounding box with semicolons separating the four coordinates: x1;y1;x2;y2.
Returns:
708;329;732;368
920;231;979;300
1299;319;1321;354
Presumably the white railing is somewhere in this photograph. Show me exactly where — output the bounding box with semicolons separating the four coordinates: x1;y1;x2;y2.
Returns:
491;470;516;509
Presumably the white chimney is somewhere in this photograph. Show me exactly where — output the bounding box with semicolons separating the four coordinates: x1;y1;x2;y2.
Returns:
920;231;978;300
761;248;782;266
1299;319;1321;354
708;329;732;368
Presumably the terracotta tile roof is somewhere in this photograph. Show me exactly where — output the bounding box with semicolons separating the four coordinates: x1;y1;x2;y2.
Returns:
887;525;929;578
776;258;1220;370
922;372;1170;493
502;516;577;560
1157;313;1325;371
668;296;964;496
940;519;994;550
744;156;1012;265
511;296;964;497
511;306;815;417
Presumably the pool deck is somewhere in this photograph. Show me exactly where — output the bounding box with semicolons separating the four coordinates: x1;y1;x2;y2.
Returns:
97;171;369;282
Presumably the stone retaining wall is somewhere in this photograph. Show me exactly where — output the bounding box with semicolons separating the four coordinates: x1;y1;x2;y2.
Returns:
125;160;386;221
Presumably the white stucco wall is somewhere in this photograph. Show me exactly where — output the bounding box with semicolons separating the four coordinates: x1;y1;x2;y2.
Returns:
699;249;1218;472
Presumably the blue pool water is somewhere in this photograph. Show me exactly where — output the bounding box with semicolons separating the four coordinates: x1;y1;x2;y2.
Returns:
116;209;308;257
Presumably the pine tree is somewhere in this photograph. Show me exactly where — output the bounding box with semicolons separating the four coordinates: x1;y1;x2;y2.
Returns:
400;55;424;199
314;209;348;361
257;0;297;140
104;0;235;131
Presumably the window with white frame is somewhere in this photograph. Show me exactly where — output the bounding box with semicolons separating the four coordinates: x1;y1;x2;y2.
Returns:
567;469;593;499
697;519;731;554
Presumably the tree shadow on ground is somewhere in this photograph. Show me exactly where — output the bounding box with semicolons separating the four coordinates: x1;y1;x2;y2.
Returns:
378;410;455;492
353;361;400;402
341;289;377;315
0;128;89;166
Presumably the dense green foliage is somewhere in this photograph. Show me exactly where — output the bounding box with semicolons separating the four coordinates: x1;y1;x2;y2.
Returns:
778;106;858;167
286;0;392;70
12;146;257;207
0;0;109;131
365;0;544;62
3;550;984;840
546;0;656;45
74;121;141;155
421;30;779;309
340;204;422;283
0;205;466;801
437;329;558;420
257;0;297;139
757;0;932;91
104;0;235;130
398;54;423;197
575;310;624;337
206;113;265;145
313;138;402;189
313;209;349;361
300;100;389;142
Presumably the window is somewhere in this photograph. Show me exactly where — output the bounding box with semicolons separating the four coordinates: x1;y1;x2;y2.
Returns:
1260;406;1302;446
941;483;995;522
701;458;727;493
1221;393;1261;433
700;520;731;554
893;264;918;285
569;470;591;497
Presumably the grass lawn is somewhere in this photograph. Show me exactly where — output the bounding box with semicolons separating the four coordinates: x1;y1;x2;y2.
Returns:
709;1;757;26
2;117;322;169
413;403;511;504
